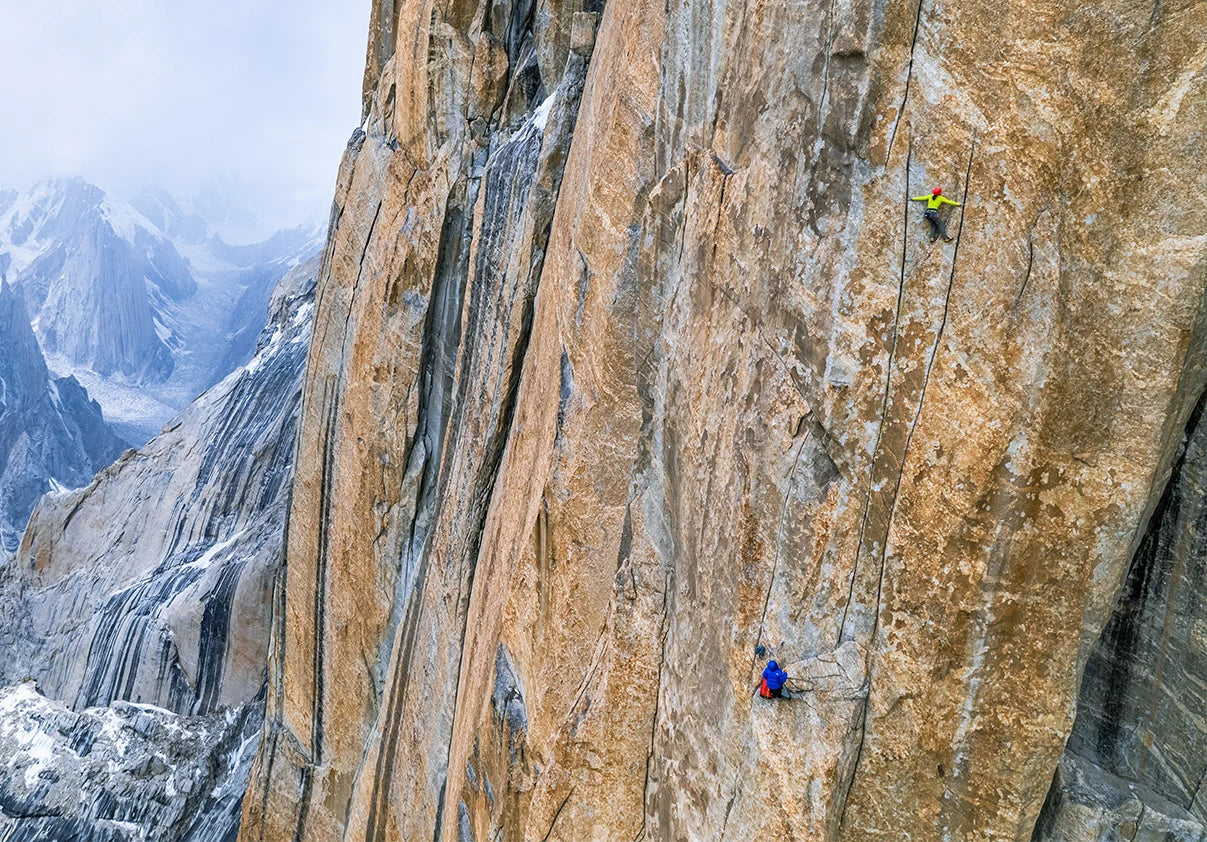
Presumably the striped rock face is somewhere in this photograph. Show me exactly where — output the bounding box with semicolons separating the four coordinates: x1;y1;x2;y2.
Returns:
0;259;318;840
241;0;1207;840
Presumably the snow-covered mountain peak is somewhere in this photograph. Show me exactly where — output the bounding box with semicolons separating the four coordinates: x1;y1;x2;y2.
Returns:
0;179;195;389
0;178;191;283
0;177;323;442
130;186;213;246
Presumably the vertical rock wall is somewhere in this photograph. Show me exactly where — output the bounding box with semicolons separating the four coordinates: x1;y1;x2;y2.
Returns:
243;0;1207;840
1034;397;1207;839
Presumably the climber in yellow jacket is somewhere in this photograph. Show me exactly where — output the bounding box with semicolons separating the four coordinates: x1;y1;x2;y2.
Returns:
911;187;961;242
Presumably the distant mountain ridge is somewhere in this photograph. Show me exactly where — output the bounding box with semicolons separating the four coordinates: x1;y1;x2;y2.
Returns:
0;273;127;556
0;178;324;443
0;175;323;560
0;178;195;384
129;186;213;246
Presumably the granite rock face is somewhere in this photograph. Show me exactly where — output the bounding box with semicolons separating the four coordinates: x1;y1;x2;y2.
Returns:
1033;396;1207;840
1034;754;1206;842
0;258;318;840
240;0;1207;840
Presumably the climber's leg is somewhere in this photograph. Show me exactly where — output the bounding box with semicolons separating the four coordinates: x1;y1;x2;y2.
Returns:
924;209;941;242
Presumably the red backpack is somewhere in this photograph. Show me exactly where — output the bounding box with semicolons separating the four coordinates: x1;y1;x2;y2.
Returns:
759;678;771;698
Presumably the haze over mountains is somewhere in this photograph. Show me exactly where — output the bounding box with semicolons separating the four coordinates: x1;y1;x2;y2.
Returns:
0;177;324;443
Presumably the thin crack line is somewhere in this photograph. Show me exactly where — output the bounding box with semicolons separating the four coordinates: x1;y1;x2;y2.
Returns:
838;136;913;643
886;0;925;162
838;133;975;833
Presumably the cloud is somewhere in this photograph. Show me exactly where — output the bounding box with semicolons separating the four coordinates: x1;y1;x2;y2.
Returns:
0;0;369;240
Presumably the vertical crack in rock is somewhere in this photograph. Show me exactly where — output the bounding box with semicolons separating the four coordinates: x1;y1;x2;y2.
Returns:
310;380;340;763
876;132;976;624
359;36;598;841
1014;237;1036;309
886;0;925;162
637;571;674;842
415;109;551;842
837;129;986;835
291;766;315;842
538;788;574;842
397;199;473;583
840;135;914;644
756;431;813;655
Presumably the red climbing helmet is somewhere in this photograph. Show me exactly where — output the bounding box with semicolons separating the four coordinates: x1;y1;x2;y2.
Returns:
933;187;942;196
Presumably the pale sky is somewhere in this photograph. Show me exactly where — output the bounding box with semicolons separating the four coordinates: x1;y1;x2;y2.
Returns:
0;0;370;241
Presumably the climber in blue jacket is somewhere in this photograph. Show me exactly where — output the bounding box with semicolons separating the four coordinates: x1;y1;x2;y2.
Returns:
761;660;789;699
